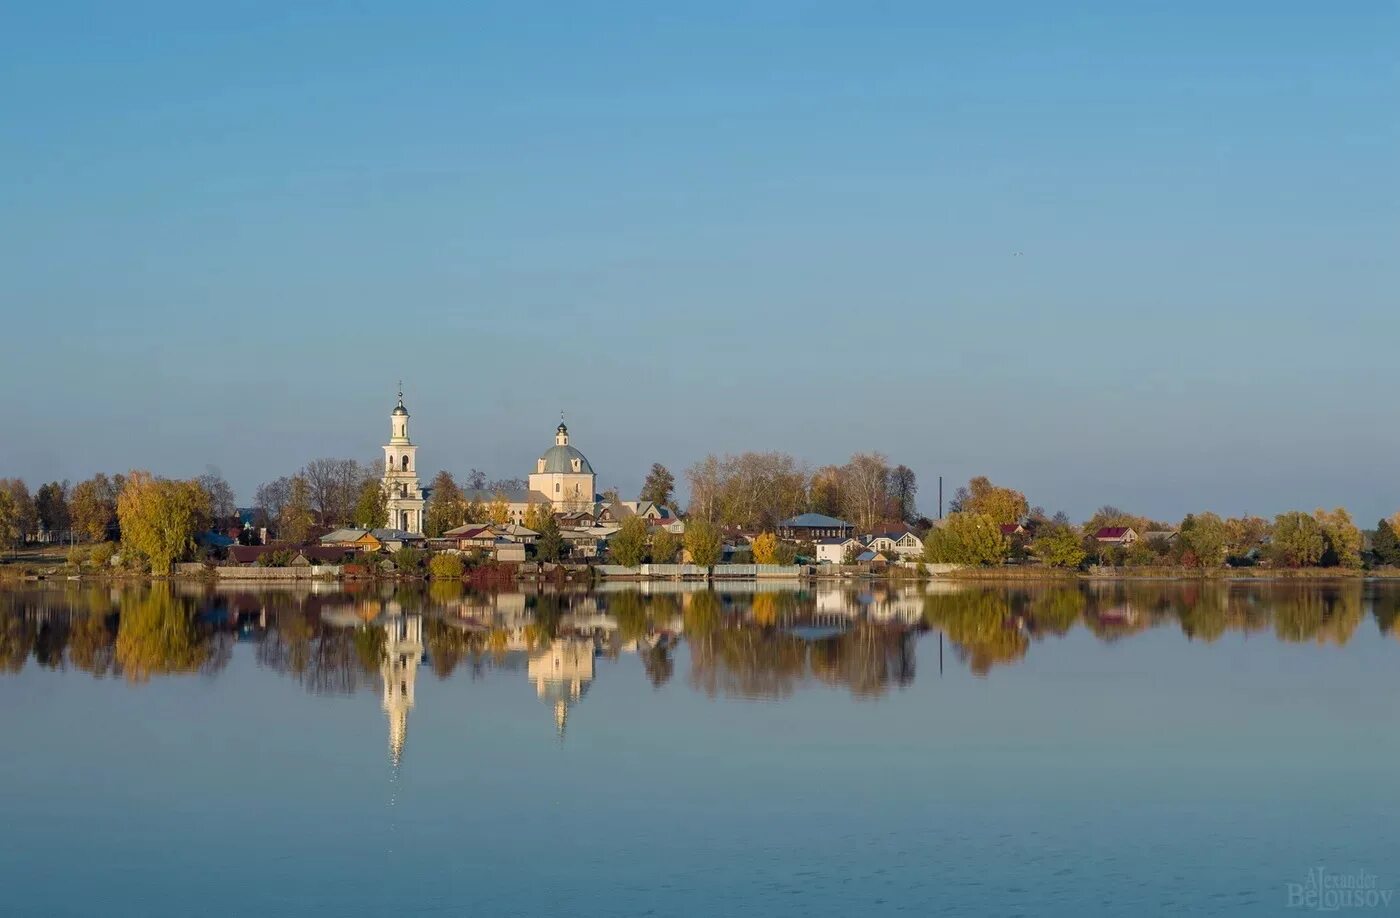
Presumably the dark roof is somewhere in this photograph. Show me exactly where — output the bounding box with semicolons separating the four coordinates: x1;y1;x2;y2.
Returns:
780;513;852;529
1096;526;1134;539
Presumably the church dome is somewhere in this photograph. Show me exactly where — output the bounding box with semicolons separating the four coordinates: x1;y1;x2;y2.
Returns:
538;444;593;474
392;403;409;416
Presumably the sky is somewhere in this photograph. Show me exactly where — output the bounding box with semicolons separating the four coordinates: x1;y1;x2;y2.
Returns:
2;1;1397;522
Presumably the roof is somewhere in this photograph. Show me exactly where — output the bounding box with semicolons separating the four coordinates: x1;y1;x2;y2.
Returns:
444;524;493;539
999;523;1024;536
320;528;373;543
817;536;859;546
464;488;552;505
371;528;424;541
1095;526;1135;539
537;443;594;475
780;513;851;529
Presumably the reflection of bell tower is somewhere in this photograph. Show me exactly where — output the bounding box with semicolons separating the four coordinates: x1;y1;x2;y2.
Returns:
527;638;595;740
382;613;424;767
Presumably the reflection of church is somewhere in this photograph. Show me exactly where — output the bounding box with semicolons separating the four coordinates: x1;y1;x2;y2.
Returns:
527;638;595;739
382;613;424;767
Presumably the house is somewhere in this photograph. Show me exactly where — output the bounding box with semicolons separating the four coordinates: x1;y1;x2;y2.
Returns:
816;537;863;564
777;513;854;541
864;528;925;559
999;522;1028;538
320;528;383;552
1094;526;1139;546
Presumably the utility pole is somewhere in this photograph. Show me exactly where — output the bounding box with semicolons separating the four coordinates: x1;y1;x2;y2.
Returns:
938;476;943;520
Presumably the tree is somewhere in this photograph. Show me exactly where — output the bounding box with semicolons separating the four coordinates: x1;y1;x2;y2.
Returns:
922;512;1009;566
196;467;236;525
352;479;388;529
281;476;316;543
428;553;465;579
640;463;676;508
1180;512;1230;567
536;514;566;562
807;465;846;518
70;474;118;542
841;452;891;531
301;458;362;526
0;489;20;552
254;476;292;534
116;472;211;575
522;501;554;534
684;518;724;568
423;471;466;537
1267;512;1326;568
0;479;35;543
651;529;682;563
1373;519;1400;567
954;476;1028;526
1315;507;1362;569
1031;523;1086;568
889;465;918;522
488;492;511;526
35;482;70;535
610;516;649;567
751;532;779;565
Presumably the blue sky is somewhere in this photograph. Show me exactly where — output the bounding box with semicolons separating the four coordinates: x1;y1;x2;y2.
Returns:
2;1;1396;522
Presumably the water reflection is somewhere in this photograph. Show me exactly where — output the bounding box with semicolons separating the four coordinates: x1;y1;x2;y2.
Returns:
3;580;1397;723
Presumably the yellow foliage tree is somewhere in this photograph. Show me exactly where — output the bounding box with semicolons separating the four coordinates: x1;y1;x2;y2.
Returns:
751;532;779;565
523;501;553;533
116;471;211;575
489;492;511;526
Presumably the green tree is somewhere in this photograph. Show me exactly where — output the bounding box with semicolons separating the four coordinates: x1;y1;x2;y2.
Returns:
750;532;779;565
1315;507;1362;569
536;514;566;562
1180;512;1230;567
392;546;425;572
116;472;211;575
281;475;316;543
922;512;1009;566
684;519;724;568
352;479;388;529
0;489;20;552
610;516;649;567
1373;519;1400;566
1267;512;1326;568
640;463;676;508
423;471;466;537
1030;523;1086;568
650;530;681;564
35;482;70;535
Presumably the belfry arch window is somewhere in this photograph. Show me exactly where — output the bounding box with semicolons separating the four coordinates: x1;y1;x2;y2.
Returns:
401;455;409;472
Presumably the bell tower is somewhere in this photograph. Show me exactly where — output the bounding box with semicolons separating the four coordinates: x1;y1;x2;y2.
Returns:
382;384;425;534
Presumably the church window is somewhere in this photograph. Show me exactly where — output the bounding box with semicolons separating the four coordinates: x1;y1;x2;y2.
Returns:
401;455;409;471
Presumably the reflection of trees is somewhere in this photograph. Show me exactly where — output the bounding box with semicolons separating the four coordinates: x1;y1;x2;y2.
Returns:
923;591;1026;676
116;587;211;683
255;609;374;695
809;624;916;697
68;613;118;677
0;611;34;673
642;642;674;688
1273;585;1363;645
1029;589;1083;637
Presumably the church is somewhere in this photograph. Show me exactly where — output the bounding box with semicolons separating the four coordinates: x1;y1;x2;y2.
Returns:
380;392;601;534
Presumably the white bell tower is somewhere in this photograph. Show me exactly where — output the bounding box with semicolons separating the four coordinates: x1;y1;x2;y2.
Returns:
382;384;424;534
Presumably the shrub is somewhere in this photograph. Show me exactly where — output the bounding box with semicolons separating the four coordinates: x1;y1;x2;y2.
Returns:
428;553;465;580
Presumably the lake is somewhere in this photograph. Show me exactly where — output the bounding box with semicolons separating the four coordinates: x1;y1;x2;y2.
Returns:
2;579;1398;916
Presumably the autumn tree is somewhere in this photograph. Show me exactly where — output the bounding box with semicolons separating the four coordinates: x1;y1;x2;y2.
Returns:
0;480;35;543
70;474;119;542
352;479;388;529
684;518;724;568
116;472;212;574
254;476;292;534
1314;507;1362;569
488;493;511;526
651;530;681;564
950;476;1028;526
841;452;891;531
889;465;918;522
1180;512;1230;567
922;512;1009;566
610;516;649;567
424;471;466;537
522;501;554;534
280;476;316;543
751;532;779;565
1266;512;1326;568
807;465;846;518
301;458;363;526
0;489;20;552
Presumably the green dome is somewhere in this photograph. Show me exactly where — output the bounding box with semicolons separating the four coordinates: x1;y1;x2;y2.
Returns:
538;444;593;474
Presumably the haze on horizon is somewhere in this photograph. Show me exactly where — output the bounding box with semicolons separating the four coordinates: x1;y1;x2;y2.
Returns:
2;2;1396;524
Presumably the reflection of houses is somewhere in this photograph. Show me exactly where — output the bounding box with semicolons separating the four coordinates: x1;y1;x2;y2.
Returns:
382;614;424;767
528;638;595;738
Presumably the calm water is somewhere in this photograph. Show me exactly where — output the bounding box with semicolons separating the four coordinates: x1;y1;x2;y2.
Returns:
2;579;1399;917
